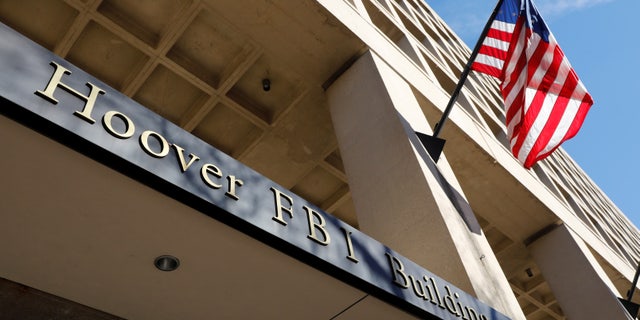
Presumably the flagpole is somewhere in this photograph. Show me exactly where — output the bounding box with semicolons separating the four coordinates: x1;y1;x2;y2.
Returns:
432;0;504;138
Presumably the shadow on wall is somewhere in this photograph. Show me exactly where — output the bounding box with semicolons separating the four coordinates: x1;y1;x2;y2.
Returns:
398;112;482;235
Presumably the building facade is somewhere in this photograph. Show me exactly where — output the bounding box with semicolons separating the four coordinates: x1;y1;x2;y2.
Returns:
0;0;638;319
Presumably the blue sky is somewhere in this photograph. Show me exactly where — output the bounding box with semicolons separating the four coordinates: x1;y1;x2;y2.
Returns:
426;0;640;228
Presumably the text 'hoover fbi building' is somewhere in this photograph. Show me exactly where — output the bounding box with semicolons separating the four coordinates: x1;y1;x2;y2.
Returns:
0;1;638;319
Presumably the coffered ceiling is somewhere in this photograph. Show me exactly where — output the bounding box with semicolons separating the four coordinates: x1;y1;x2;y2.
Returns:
0;0;365;228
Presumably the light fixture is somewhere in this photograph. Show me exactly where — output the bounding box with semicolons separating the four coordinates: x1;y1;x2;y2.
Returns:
154;255;180;272
262;78;271;92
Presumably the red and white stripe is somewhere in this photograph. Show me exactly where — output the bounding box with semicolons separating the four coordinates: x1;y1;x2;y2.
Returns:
472;20;515;77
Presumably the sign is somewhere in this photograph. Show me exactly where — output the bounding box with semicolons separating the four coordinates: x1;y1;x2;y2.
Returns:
0;23;509;320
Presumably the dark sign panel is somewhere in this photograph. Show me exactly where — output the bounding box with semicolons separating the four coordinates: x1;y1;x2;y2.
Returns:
0;23;509;320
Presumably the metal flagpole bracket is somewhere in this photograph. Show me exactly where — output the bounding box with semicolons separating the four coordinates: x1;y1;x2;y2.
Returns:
619;261;640;318
415;131;446;163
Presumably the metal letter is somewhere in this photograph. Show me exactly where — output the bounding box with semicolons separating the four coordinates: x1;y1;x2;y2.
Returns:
304;206;331;246
140;130;170;158
341;227;359;263
385;253;409;288
102;111;135;139
35;61;105;124
270;187;294;226
172;144;200;172
201;163;223;189
225;175;243;201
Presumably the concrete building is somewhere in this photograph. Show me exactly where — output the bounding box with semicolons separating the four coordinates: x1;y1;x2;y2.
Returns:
0;0;638;319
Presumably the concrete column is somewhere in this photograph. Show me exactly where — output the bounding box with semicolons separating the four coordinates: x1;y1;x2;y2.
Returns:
326;51;525;320
528;224;632;319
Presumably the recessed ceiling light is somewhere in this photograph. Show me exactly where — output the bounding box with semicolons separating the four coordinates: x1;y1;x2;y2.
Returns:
154;255;180;272
262;78;271;92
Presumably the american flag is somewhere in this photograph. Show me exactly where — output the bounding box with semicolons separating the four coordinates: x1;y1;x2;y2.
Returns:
471;0;593;168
